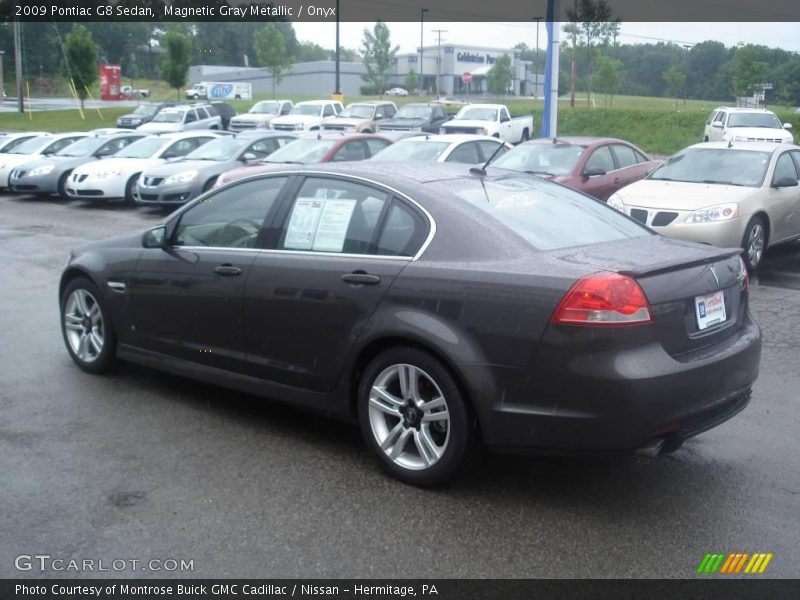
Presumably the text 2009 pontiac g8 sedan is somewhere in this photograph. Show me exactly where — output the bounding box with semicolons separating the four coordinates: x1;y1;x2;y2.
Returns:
59;163;761;485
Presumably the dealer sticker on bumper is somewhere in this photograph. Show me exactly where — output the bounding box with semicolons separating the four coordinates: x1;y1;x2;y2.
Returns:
695;290;726;330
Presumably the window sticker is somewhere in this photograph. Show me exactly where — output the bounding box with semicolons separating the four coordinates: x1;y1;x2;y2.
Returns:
312;199;357;252
284;197;357;252
285;198;324;249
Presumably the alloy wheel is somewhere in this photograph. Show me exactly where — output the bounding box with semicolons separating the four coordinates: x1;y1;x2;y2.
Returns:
63;289;105;363
747;222;765;269
367;363;450;470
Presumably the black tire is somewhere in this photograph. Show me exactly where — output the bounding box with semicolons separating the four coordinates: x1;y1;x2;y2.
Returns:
57;170;71;198
60;277;117;374
357;347;473;486
703;136;709;142
124;175;139;205
741;215;767;271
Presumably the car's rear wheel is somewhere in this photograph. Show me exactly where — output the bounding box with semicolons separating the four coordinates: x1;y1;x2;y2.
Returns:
742;215;767;271
60;278;117;374
357;347;472;486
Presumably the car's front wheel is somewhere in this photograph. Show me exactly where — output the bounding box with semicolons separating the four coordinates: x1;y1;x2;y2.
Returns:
358;347;473;486
60;278;117;373
742;215;767;271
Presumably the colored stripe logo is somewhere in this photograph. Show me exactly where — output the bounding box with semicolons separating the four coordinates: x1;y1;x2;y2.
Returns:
697;553;773;574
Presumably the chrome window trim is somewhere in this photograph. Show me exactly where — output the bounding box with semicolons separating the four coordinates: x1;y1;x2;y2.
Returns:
202;169;437;262
172;245;412;261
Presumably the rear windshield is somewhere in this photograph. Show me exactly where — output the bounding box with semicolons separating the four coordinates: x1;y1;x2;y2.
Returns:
448;176;649;251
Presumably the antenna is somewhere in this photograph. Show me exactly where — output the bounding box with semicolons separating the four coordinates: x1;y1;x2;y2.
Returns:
470;141;507;176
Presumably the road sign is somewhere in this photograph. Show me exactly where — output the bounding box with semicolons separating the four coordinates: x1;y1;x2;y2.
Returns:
461;72;473;84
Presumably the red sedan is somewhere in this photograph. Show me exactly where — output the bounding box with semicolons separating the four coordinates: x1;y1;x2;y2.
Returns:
215;133;393;188
489;136;662;201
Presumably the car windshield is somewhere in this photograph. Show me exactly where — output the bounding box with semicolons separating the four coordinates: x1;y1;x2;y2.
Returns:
394;106;432;119
133;105;159;116
10;136;53;154
338;105;375;119
264;139;336;163
114;137;166;159
369;141;450;162
727;112;783;129
455;107;498;121
290;105;323;116
491;143;585;176
186;138;240;161
649;148;770;187
449;176;649;251
55;137;106;157
151;111;184;123
250;101;281;114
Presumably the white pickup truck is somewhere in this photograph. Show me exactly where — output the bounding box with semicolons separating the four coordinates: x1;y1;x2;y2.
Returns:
439;104;534;144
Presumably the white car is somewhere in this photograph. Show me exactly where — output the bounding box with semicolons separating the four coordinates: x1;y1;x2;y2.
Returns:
0;131;48;154
608;142;800;270
368;134;511;164
703;107;793;144
385;87;409;97
65;132;221;203
270;100;343;133
0;132;86;188
229;100;293;131
137;104;222;134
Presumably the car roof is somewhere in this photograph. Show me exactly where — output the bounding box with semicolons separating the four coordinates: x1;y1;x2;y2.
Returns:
295;132;392;142
688;141;793;152
712;106;777;114
526;136;628;146
234;130;298;139
457;103;501;109
397;134;502;144
346;100;394;106
295;100;336;106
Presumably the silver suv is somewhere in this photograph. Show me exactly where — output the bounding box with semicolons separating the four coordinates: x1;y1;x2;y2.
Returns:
136;104;222;134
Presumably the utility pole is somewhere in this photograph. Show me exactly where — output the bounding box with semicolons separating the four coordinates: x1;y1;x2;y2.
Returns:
419;8;428;96
14;18;23;113
334;0;341;97
432;29;447;98
570;0;577;107
533;16;542;99
0;51;4;104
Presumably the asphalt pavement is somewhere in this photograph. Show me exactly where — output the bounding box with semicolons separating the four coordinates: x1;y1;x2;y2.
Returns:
1;193;798;579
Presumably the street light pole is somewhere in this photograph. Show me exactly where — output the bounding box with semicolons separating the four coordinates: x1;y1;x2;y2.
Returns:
14;18;23;113
420;8;428;96
334;0;340;96
432;29;447;98
533;16;542;100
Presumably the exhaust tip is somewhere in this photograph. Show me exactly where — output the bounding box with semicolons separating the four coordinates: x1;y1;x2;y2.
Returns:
636;437;666;458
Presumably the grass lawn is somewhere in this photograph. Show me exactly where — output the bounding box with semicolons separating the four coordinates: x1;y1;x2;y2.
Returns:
1;81;797;156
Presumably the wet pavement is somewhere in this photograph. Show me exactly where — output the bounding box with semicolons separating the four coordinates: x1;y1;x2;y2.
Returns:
0;193;798;579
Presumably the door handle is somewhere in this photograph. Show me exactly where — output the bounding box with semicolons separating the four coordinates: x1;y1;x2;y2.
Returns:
341;271;381;285
214;264;242;277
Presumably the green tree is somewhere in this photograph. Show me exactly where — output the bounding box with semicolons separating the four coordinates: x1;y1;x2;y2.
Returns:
361;21;398;97
160;27;192;100
253;23;293;99
404;69;419;93
663;64;686;106
487;54;514;96
62;24;99;110
732;45;768;98
296;41;329;62
592;55;623;106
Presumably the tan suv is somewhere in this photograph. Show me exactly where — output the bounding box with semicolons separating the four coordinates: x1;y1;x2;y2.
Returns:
321;101;397;133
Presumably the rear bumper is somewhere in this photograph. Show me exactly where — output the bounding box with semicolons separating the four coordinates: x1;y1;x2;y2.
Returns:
466;314;761;453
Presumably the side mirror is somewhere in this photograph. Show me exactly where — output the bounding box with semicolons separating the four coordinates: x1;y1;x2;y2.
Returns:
142;225;167;249
241;152;257;162
583;166;607;177
772;176;799;188
712;121;723;128
783;123;793;130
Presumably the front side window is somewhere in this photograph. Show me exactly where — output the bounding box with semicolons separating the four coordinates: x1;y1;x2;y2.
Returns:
772;152;799;184
445;142;481;164
584;146;615;173
162;137;211;158
44;137;82;154
173;177;288;248
365;138;391;156
323;104;335;117
279;178;390;254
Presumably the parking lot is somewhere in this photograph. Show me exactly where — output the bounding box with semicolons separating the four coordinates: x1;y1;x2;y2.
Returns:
1;192;799;578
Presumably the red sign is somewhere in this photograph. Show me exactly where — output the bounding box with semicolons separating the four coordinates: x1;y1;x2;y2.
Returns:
461;72;473;84
99;64;122;101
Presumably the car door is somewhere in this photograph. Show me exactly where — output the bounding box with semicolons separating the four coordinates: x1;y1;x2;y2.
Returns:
127;176;290;373
499;107;512;141
766;151;800;243
242;175;427;391
712;111;727;141
579;145;618;200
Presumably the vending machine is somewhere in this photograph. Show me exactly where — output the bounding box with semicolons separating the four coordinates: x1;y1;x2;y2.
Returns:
99;64;122;100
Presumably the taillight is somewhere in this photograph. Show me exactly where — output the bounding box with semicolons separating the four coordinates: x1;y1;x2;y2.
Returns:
737;256;749;291
552;271;653;326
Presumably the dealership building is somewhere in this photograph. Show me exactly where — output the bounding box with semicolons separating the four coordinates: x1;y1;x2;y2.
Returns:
187;44;543;98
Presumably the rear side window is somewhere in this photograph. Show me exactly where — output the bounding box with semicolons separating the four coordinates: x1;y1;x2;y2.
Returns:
376;201;427;257
449;176;649;251
612;144;638;168
445;142;481;164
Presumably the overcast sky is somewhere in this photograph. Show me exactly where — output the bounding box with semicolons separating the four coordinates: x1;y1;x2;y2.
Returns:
293;22;800;54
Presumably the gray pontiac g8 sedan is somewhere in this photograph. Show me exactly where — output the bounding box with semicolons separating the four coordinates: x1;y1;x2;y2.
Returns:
59;163;761;485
